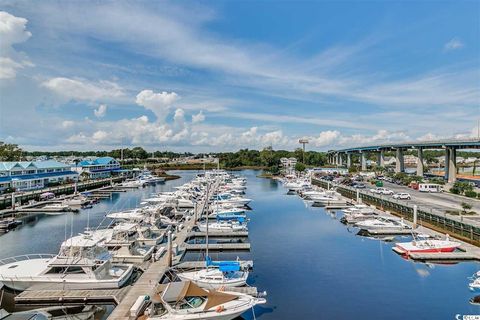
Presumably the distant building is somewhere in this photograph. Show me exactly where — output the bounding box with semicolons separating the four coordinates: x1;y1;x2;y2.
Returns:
75;157;121;179
0;160;78;192
280;157;297;174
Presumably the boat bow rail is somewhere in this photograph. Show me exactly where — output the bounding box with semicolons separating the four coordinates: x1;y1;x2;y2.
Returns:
0;254;55;266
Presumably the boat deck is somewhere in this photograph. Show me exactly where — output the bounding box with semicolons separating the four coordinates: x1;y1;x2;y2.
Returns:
15;286;130;305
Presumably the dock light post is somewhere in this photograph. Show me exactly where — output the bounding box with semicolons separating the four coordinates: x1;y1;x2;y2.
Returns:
167;230;172;267
413;205;418;229
299;139;309;164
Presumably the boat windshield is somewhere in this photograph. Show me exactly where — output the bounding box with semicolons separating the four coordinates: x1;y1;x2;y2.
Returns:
178;297;205;309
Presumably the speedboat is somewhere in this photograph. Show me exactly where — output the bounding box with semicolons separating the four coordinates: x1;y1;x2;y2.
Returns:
145;281;266;319
0;234;134;291
355;216;411;231
0;305;102;320
212;194;251;207
394;234;461;254
197;221;247;233
177;257;248;289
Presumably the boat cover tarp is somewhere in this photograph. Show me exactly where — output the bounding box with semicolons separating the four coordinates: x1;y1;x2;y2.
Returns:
204;291;237;310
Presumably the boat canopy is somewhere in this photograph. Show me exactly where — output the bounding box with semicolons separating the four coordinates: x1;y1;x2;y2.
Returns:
205;256;241;271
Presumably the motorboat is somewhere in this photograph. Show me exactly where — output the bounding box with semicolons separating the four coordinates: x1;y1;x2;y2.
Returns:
197;221;247;233
355;216;411;231
394;234;461;254
0;305;102;320
145;281;266;319
212;194;251;207
0;233;134;291
43;203;70;211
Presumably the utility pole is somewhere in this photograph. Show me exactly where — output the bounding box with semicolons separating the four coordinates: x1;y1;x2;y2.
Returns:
299;139;309;163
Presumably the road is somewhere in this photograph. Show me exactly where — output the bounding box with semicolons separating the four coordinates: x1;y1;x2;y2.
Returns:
369;181;480;215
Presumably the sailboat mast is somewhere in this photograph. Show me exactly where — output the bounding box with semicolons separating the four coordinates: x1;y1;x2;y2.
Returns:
205;181;210;261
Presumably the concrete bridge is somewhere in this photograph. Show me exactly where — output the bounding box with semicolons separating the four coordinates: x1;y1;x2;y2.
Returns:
327;138;480;183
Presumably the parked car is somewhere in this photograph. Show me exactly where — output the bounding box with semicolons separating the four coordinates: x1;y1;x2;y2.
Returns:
393;193;411;200
369;187;394;195
353;183;366;189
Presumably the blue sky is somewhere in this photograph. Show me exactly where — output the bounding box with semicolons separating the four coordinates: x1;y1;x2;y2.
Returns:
0;0;479;152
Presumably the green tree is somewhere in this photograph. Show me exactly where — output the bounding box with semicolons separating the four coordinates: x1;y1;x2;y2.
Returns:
0;142;23;161
260;147;275;167
462;202;472;214
295;162;306;172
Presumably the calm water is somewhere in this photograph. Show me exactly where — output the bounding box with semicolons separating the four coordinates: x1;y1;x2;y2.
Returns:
1;170;479;319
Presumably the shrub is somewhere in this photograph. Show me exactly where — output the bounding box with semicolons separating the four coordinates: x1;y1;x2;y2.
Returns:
450;187;460;194
465;190;478;198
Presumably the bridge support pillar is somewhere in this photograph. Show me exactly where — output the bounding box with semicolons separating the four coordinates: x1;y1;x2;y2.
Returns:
338;153;344;167
377;150;385;167
447;147;457;183
395;148;405;173
444;148;450;180
361;152;367;171
416;148;424;177
346;153;351;168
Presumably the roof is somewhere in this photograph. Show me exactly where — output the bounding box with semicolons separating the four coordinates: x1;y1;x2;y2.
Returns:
78;157;119;167
0;160;70;171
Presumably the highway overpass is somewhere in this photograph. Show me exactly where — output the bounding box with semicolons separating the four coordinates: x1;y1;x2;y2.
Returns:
327;138;480;183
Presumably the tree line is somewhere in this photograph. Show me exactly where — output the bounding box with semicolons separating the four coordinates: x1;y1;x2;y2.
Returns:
0;142;327;169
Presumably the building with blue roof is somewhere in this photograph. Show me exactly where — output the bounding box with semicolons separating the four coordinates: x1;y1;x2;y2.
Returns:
0;160;78;193
74;156;121;179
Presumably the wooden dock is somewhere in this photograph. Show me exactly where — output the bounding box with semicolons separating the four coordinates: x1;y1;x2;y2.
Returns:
185;243;251;251
15;287;130;306
107;181;218;320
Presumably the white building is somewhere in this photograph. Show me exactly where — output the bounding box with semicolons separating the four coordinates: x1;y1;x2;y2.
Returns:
75;157;121;179
0;160;78;192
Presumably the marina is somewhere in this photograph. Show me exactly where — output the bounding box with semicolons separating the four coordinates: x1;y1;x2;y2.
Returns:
0;170;478;319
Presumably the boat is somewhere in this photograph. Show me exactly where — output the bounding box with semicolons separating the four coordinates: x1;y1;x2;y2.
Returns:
394;234;461;254
0;305;102;320
197;221;247;233
177;257;249;289
212;194;251;207
43;203;70;211
0;233;134;291
145;281;266;319
355;216;411;231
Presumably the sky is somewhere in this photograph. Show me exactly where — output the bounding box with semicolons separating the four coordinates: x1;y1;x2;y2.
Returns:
0;0;479;152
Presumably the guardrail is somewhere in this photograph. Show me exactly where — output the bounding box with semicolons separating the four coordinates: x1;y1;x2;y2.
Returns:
312;178;480;245
0;253;56;266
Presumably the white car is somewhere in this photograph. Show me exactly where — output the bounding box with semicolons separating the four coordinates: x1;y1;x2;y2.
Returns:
370;187;394;195
393;193;411;200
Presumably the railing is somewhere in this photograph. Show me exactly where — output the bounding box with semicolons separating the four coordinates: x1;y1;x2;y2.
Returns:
312;178;480;245
0;253;56;266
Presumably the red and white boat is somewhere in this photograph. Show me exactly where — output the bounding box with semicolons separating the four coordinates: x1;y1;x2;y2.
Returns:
394;236;461;254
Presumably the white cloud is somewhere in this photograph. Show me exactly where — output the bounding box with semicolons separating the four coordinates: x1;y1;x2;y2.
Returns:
192;111;205;123
94;104;107;118
444;37;464;51
0;11;33;79
309;130;341;147
135;90;179;122
43;77;125;101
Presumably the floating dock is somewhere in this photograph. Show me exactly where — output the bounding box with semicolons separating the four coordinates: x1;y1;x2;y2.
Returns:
15;287;130;306
184;243;251;251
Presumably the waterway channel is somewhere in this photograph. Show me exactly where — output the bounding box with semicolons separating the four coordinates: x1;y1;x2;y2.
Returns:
1;170;479;319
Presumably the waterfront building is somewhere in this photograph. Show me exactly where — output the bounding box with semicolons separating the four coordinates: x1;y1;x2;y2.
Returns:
75;156;122;179
0;160;78;192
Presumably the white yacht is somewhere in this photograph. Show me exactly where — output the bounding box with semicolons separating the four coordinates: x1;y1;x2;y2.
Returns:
355;216;411;231
197;221;247;233
146;281;266;320
177;258;248;289
0;234;134;291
